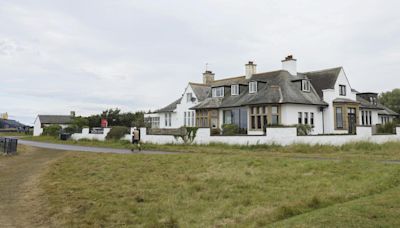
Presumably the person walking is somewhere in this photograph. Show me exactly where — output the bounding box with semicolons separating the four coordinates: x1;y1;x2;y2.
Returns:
131;128;141;152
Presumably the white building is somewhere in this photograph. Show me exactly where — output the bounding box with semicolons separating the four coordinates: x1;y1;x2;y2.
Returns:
33;115;73;136
146;56;398;135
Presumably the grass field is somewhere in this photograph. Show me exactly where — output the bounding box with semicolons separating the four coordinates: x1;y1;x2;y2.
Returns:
38;148;400;227
3;138;400;227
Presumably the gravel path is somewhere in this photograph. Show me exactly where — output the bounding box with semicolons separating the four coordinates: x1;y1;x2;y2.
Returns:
18;140;177;155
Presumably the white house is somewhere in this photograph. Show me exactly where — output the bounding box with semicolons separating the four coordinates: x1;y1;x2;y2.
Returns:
146;56;398;135
33;115;73;136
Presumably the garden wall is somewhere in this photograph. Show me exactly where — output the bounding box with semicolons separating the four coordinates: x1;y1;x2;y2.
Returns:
140;126;400;146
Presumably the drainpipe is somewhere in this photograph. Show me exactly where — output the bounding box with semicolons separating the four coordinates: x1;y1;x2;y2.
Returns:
320;106;325;134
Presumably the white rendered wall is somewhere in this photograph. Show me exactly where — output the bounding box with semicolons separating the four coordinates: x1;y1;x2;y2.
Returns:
280;104;323;134
321;68;357;134
33;117;42;136
140;126;400;146
71;128;111;141
175;84;199;127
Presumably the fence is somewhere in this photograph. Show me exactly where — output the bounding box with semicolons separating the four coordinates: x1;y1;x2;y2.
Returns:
0;137;18;155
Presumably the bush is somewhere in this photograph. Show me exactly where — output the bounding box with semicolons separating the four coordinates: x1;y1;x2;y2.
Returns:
42;124;62;137
296;124;312;136
377;122;397;134
222;124;239;136
106;126;129;140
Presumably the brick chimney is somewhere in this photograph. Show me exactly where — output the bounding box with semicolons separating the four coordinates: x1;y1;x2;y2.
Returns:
282;55;297;76
245;61;257;79
203;70;215;85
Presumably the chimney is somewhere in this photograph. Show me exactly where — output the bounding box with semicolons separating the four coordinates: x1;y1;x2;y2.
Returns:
70;111;76;117
203;70;215;85
245;61;257;79
282;55;297;76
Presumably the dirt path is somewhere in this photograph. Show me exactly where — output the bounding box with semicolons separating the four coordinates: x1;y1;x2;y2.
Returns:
0;146;65;227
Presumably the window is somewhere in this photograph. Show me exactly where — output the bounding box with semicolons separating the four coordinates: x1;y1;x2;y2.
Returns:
369;111;372;125
271;106;279;125
212;87;224;97
298;112;302;124
310;113;314;127
196;110;209;127
231;84;239;95
186;93;193;102
249;81;257;93
336;107;343;129
362;111;365;125
301;80;310;92
224;110;232;124
304;112;308;125
164;113;172;127
146;117;160;128
339;85;346;96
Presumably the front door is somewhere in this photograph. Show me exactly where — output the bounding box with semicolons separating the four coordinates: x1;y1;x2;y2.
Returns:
348;108;357;134
210;110;219;129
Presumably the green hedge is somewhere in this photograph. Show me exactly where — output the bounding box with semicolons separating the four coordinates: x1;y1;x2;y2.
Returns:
43;125;62;136
106;126;129;140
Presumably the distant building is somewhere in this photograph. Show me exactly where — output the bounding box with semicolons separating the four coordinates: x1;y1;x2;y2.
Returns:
33;115;73;136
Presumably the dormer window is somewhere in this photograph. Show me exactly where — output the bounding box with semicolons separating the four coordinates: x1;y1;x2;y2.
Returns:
370;97;377;105
301;80;310;92
231;84;239;96
212;87;224;98
249;81;257;94
339;85;346;96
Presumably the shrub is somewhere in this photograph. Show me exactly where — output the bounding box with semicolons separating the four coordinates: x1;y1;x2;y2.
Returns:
211;128;221;136
296;124;312;136
106;126;129;140
222;124;239;136
42;124;62;136
377;122;397;134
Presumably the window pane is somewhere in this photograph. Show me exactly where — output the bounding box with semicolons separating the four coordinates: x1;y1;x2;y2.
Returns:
272;115;279;125
272;106;278;114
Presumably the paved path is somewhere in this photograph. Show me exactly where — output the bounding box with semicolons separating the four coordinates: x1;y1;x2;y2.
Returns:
18;140;177;155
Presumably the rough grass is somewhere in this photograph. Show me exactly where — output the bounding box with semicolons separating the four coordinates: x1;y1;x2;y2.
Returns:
40;152;400;227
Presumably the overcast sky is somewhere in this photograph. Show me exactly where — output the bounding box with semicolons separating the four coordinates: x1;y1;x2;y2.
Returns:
1;0;399;125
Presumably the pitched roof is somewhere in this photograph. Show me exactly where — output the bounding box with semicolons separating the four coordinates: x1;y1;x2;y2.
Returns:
378;106;399;116
303;67;342;98
189;83;211;101
155;98;182;113
38;115;73;124
193;70;327;109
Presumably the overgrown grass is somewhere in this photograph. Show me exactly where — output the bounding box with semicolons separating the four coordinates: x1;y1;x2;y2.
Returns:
40;152;400;227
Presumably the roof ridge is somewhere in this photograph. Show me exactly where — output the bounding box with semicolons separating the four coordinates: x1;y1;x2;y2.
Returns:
302;66;342;74
189;82;208;86
212;75;245;82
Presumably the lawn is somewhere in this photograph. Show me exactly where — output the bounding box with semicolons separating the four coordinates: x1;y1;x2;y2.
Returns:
39;151;400;227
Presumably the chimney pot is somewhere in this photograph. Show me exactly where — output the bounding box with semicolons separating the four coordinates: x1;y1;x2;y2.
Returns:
282;55;297;76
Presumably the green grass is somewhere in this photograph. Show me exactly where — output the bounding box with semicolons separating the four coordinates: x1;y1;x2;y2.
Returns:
40;151;400;227
0;132;31;137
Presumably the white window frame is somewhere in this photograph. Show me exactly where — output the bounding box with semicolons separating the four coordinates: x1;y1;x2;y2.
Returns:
339;85;346;96
302;80;310;92
231;84;239;96
249;81;257;94
212;87;224;98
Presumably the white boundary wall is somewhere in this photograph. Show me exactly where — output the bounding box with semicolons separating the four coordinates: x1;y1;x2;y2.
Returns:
140;126;400;146
71;128;135;142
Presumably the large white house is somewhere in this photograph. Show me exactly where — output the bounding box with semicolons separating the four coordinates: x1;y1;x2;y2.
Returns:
145;56;398;135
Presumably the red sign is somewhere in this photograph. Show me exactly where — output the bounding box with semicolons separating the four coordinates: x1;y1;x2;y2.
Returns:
101;119;108;128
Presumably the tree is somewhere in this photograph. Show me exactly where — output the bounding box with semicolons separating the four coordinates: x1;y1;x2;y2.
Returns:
379;89;400;114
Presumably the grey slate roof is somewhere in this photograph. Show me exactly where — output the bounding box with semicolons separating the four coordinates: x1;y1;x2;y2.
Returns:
193;70;327;109
38;115;73;124
378;106;399;116
155;98;182;113
356;96;382;110
189;83;211;101
303;67;342;98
